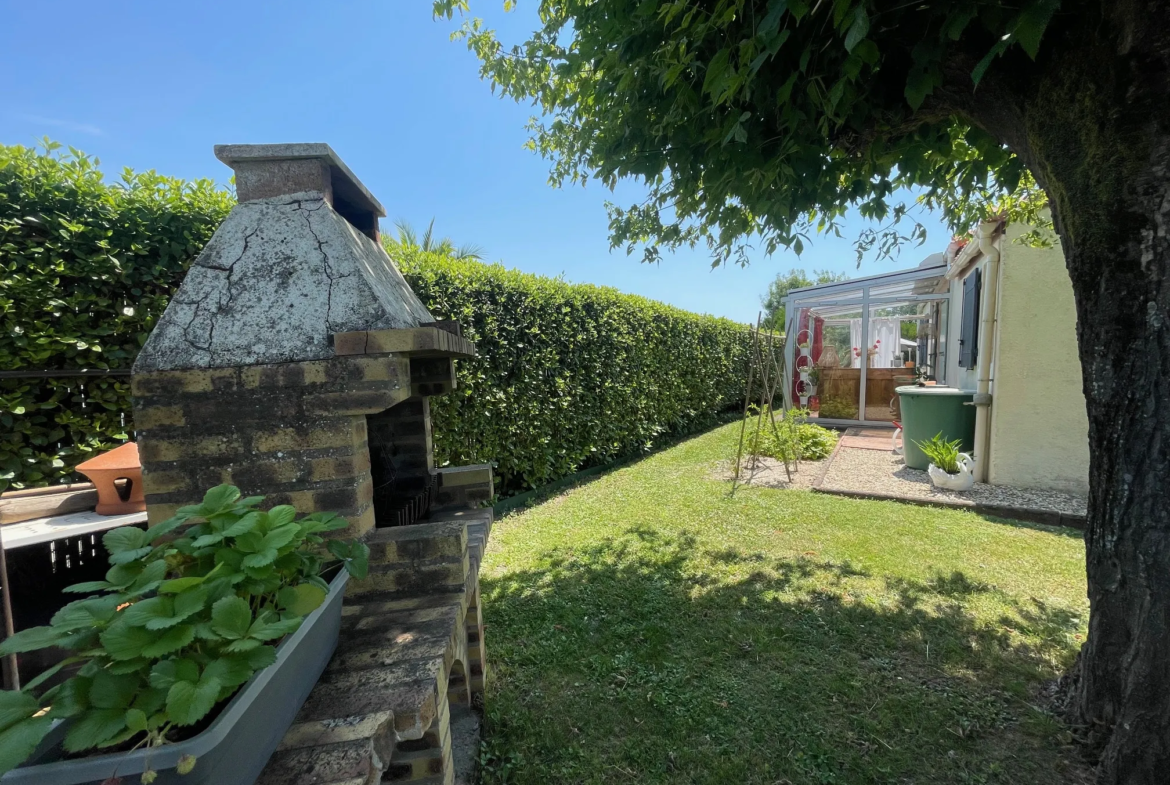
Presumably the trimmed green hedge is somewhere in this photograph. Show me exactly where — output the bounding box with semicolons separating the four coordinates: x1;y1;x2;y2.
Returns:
0;143;234;490
2;144;751;497
397;251;751;495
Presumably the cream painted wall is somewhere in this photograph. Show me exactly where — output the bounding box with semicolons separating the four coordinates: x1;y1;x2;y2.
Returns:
986;224;1090;495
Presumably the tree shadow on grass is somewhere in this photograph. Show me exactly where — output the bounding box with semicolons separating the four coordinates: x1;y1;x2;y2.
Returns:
479;528;1091;785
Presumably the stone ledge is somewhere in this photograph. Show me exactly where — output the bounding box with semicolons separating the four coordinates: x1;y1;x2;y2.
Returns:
426;509;493;571
354;559;470;597
435;464;492;489
332;327;476;359
341;591;468;620
214;143;386;218
364;521;467;564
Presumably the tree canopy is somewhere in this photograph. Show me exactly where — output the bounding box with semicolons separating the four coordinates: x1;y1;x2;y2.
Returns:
761;268;848;330
435;0;1059;264
433;3;1170;782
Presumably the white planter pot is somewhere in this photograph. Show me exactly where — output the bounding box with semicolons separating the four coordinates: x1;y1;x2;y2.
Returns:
798;396;809;406
927;454;975;491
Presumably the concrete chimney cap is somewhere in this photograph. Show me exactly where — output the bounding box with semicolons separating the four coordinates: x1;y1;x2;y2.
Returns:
214;143;386;218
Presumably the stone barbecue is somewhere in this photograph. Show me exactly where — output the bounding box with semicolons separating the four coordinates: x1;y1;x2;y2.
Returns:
131;143;493;784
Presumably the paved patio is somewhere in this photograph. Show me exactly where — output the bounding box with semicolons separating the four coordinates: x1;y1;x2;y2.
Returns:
813;428;1088;528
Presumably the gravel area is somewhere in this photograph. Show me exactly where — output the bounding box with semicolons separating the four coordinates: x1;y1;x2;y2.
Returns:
819;446;1088;516
714;456;825;490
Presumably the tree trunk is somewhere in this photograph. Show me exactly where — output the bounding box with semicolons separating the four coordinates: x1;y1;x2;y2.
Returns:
1062;140;1170;784
962;4;1170;782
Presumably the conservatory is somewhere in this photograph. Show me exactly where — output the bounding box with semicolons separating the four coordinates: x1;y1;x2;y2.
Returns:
782;257;950;425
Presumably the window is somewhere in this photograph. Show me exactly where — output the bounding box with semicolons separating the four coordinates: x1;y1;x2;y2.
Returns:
959;268;981;368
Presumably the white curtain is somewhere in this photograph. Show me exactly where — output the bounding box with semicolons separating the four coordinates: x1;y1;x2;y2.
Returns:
850;317;902;367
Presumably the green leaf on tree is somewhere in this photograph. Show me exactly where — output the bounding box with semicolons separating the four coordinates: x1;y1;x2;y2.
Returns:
843;7;869;52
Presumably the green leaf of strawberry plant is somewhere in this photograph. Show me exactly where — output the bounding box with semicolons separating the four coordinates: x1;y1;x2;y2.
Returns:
210;596;251;639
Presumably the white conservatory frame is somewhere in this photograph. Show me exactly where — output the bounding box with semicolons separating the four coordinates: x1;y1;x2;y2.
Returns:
782;262;950;426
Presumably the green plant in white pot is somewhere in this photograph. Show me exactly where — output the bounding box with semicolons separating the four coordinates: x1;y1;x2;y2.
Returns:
915;433;975;491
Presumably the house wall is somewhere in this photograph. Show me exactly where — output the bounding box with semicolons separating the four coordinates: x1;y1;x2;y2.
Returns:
986;224;1090;495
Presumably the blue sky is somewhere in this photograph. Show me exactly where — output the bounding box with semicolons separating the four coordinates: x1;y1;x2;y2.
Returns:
1;1;953;323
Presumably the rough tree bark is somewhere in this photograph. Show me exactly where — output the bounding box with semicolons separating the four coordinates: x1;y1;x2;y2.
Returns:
950;2;1170;782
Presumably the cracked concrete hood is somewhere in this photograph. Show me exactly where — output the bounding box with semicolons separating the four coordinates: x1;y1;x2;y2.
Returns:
135;143;434;372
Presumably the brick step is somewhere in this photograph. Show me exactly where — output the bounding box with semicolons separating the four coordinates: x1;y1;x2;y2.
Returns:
341;591;466;624
329;606;462;674
259;487;489;784
298;660;445;741
257;737;385;785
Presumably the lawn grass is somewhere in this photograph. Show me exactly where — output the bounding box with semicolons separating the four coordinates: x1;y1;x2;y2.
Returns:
476;421;1090;784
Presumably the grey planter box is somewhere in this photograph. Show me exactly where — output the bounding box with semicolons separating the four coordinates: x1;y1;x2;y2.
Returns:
4;570;349;785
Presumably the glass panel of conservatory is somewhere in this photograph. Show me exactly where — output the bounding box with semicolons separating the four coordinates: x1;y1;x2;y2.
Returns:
796;308;862;421
864;305;922;422
790;284;864;310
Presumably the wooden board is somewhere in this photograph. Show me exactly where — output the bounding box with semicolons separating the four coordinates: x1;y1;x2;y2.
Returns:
0;484;97;525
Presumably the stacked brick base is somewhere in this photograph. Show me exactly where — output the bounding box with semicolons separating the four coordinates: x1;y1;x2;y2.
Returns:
257;503;491;785
132;356;414;538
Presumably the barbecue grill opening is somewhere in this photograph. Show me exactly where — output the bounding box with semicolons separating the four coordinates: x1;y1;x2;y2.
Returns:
367;397;440;527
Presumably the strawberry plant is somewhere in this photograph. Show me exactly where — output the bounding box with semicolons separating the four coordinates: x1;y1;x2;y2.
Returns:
0;484;369;779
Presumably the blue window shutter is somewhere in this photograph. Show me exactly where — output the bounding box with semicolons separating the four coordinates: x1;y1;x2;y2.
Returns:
959;268;981;369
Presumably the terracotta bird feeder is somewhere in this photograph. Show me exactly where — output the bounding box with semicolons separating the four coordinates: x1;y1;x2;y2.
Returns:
75;442;146;515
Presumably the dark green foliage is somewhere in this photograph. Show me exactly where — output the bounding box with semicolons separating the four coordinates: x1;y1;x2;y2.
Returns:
817;396;859;421
761;268;849;330
0;485;369;776
749;415;839;462
397;250;751;496
0;142;234;490
3;145;749;497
